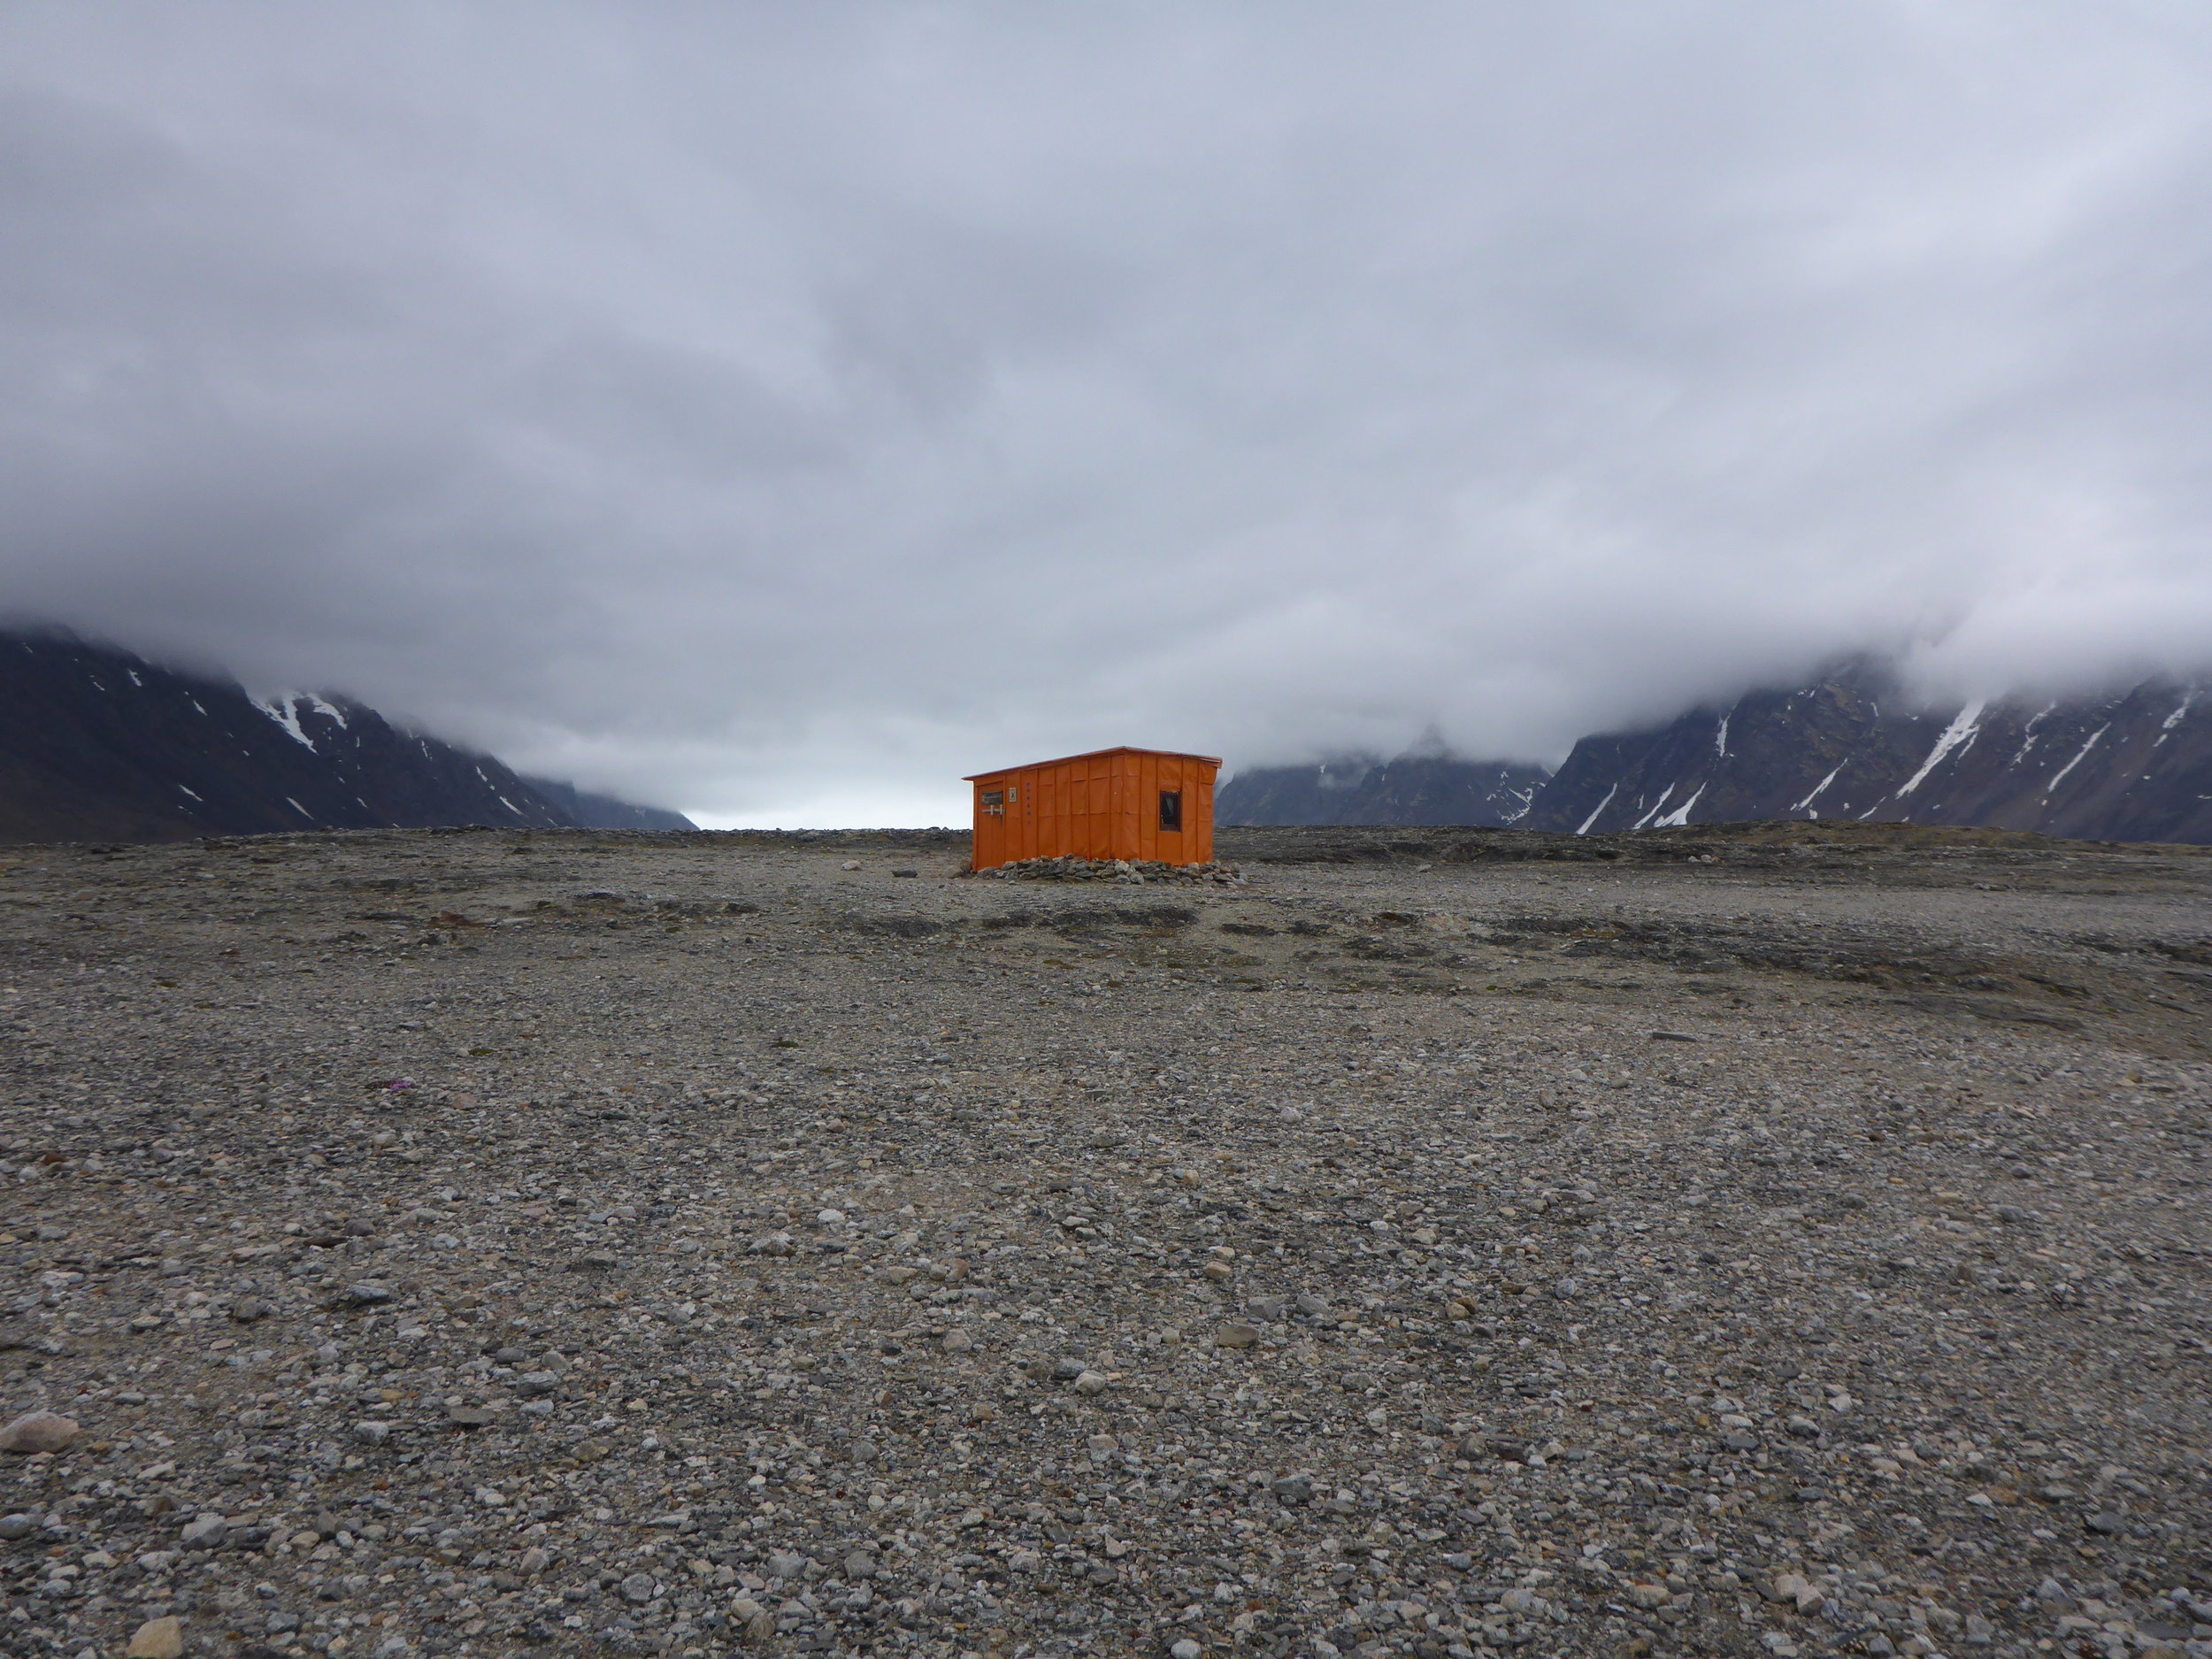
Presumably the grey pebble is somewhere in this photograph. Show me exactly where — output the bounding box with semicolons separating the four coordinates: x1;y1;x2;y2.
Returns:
180;1513;228;1549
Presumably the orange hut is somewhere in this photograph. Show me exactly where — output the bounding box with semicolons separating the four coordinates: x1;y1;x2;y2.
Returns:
965;747;1220;872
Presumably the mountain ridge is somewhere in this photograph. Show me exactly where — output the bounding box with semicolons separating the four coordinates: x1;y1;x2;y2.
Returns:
0;628;693;843
1214;754;1550;829
1223;661;2212;845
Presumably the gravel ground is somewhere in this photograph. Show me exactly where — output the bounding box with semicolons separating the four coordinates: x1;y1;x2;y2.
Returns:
2;823;2208;1659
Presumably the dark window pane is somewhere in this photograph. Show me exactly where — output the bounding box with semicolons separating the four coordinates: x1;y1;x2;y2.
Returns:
1159;790;1182;832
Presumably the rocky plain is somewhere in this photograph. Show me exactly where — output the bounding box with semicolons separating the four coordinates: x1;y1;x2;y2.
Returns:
1;820;2208;1659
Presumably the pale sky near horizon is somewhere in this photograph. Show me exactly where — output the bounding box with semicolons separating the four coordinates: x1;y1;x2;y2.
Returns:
4;4;2211;826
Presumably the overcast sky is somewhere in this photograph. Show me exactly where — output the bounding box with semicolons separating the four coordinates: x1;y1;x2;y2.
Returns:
4;4;2211;825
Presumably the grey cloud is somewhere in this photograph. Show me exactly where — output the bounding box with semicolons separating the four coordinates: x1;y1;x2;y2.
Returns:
3;3;2210;825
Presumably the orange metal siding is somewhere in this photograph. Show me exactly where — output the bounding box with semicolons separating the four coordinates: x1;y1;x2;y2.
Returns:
965;746;1219;871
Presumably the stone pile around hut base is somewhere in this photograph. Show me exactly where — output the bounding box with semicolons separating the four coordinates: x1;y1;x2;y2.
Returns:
968;856;1248;885
0;821;2208;1659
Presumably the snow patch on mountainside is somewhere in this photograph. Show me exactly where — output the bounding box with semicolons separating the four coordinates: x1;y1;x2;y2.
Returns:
2157;695;2193;743
254;694;317;750
1573;782;1618;836
2009;703;2057;765
1631;784;1677;832
1793;764;1845;814
1652;785;1705;828
1893;700;1985;798
2045;724;2109;795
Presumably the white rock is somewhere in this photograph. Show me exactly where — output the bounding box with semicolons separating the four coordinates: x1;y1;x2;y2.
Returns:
0;1411;79;1455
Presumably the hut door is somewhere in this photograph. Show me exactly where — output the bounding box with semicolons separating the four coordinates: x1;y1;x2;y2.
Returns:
976;785;1008;869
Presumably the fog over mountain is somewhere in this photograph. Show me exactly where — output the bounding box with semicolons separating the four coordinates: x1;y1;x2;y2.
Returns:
4;6;2212;824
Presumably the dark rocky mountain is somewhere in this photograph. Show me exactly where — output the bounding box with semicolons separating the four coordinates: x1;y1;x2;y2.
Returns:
519;775;695;833
1217;754;1550;827
0;629;694;843
1525;661;2212;844
1224;660;2212;845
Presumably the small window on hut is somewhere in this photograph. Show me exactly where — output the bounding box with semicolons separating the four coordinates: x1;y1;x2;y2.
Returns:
980;789;1003;810
1158;789;1183;832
